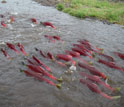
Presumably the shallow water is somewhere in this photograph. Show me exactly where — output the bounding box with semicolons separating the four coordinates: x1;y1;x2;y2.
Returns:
0;0;124;107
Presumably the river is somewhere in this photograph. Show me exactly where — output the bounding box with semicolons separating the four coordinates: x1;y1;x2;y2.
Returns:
0;0;124;107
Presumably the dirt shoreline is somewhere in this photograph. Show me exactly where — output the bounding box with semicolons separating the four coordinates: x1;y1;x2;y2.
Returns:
34;0;59;6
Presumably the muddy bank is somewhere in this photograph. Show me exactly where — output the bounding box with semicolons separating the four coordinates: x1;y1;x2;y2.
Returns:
34;0;58;6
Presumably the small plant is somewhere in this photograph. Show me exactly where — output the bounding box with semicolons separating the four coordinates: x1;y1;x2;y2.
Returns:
57;3;65;11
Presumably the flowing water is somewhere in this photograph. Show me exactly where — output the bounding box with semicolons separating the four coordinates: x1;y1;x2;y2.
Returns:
0;0;124;107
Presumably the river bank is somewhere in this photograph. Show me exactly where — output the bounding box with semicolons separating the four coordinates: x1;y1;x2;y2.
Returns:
34;0;58;6
34;0;124;25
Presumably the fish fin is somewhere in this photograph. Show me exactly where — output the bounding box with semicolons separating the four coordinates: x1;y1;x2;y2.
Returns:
92;53;96;58
21;62;27;66
40;22;45;26
89;55;93;59
23;57;27;60
25;53;29;56
40;22;43;24
101;48;104;51
112;96;121;99
88;61;93;65
107;78;115;85
101;50;104;54
20;69;24;72
57;77;63;83
114;87;121;92
35;47;39;51
56;83;62;89
51;58;56;62
10;57;14;60
49;72;53;75
64;62;70;66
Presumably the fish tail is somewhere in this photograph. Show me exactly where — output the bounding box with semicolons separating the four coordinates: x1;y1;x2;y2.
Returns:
100;92;113;100
15;49;20;54
53;26;56;30
48;74;57;80
56;61;67;67
89;55;93;59
56;83;61;89
78;57;89;65
7;56;12;60
44;78;56;86
57;77;63;83
87;50;93;55
22;49;28;56
45;66;52;73
102;82;115;91
113;87;121;92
